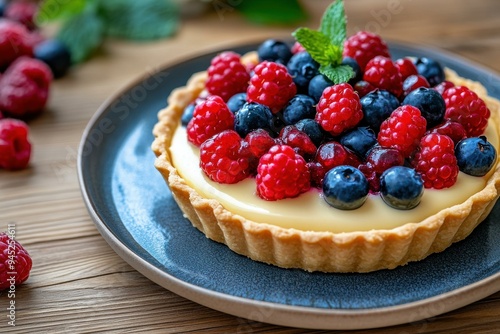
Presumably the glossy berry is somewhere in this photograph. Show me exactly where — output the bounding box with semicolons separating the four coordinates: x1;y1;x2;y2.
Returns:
402;87;446;128
181;103;195;126
0;20;33;69
363;56;403;98
433;80;455;95
414;57;445;87
341;57;362;85
256;144;310;200
359;146;405;192
378;105;427;157
360;89;400;132
234;102;274;137
413;133;458;189
4;1;38;30
200;130;253;184
427;119;466;144
257;39;292;64
442;86;490;137
340;127;377;158
226;92;247;113
0;118;31;170
308;74;333;102
247;61;296;113
0;232;32;290
315;141;360;171
33;39;72;78
0;0;6;16
315;83;363;136
291;41;306;54
455;136;497;176
282;94;316;125
206;51;250;102
343;31;390;70
244;129;276;159
353;80;376;98
286;52;319;93
395;58;418;80
402;74;430;96
278;125;317;158
187;95;234;146
322;166;369;210
380;166;424;210
295;118;325;146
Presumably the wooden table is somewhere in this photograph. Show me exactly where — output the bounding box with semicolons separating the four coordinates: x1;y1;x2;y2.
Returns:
2;0;500;332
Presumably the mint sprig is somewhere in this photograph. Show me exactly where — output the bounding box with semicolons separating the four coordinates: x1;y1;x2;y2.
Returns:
292;0;353;84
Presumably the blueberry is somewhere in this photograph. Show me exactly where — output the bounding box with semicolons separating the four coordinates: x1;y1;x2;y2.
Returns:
340;127;377;158
0;0;6;16
341;57;362;85
455;136;497;176
234;102;274;137
360;90;400;132
295;119;325;146
34;39;72;78
227;92;247;113
257;39;292;64
181;103;195;126
402;87;445;128
286;52;319;93
380;166;424;210
308;74;333;102
414;57;445;87
322;166;369;210
282;94;316;125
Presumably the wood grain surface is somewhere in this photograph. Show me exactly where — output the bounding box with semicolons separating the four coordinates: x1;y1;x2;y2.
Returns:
1;0;500;332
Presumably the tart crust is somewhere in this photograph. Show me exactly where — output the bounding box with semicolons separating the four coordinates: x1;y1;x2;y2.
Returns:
152;63;500;273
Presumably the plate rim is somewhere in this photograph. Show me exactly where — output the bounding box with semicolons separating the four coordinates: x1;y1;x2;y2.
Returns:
77;40;500;330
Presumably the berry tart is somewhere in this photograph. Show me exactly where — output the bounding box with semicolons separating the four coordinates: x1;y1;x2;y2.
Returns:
152;1;500;272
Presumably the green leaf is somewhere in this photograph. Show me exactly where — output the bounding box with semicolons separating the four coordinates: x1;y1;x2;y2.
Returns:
98;0;179;40
319;0;346;47
319;64;354;84
36;0;89;24
57;10;105;63
292;27;340;66
236;0;307;25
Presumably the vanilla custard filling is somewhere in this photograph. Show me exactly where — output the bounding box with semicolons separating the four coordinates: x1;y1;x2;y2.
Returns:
170;119;499;233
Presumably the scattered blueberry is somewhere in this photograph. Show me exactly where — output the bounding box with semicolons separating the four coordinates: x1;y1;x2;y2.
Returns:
380;166;424;210
308;74;333;102
340;127;377;158
455;136;497;176
360;89;400;132
295;118;325;146
181;103;195;126
414;57;445;87
234;102;274;137
323;166;369;210
287;52;319;93
226;92;247;113
402;87;445;128
257;39;292;64
283;94;316;125
341;57;362;85
34;39;72;78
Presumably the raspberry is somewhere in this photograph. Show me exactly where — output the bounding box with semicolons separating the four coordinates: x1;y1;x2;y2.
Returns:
291;41;306;54
200;130;253;184
247;61;297;113
5;1;38;30
315;83;363;136
363;56;403;98
378;105;427;157
0;232;32;290
244;129;276;159
0;56;52;118
442;86;490;137
413;133;458;189
256;145;310;200
0;118;31;170
206;51;250;102
278;125;317;158
187;95;234;146
0;19;33;69
343;31;390;70
395;58;418;80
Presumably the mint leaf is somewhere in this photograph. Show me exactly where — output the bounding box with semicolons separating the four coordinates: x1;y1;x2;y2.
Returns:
319;0;346;47
99;0;179;40
320;64;354;84
36;0;89;24
292;27;341;66
236;0;307;25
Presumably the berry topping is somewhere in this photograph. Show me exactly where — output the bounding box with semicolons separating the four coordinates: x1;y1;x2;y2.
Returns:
442;86;490;137
33;39;72;79
282;94;316;125
244;129;276;159
360;89;400;132
278;125;317;158
402;87;446;128
181;103;195;126
380;166;424;210
363;56;403;98
315;83;363;136
341;57;362;85
359;146;405;193
413;133;459;189
0;19;33;69
4;1;38;30
0;118;31;170
247;61;297;113
234;102;274;138
226;92;247;113
427;119;466;144
315;141;360;171
308;74;333;102
378;105;427;157
187;95;234;146
343;31;390;70
294;118;325;146
340;126;377;158
206;51;250;102
0;232;32;290
395;58;418;80
291;41;306;54
353;80;376;98
433;80;455;95
257;39;293;64
286;52;319;93
402;74;430;96
414;57;445;87
256;144;310;200
455;136;497;177
322;166;369;210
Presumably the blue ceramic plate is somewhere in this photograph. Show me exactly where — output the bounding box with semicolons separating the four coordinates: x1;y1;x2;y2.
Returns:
78;42;500;330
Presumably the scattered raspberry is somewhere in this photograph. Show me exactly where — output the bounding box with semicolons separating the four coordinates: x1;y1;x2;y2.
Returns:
315;83;363;136
395;58;418;80
0;118;31;170
0;56;52;118
402;74;430;96
0;232;32;290
247;61;297;113
256;145;310;200
378;105;427;157
353;80;376;98
315;141;361;171
200;130;254;184
4;1;38;31
244;129;276;159
278;125;317;158
187;95;234;146
427;119;466;144
442;86;490;137
0;19;33;69
363;56;403;98
413;133;459;189
343;31;391;70
206;51;250;102
433;80;454;95
291;41;306;54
